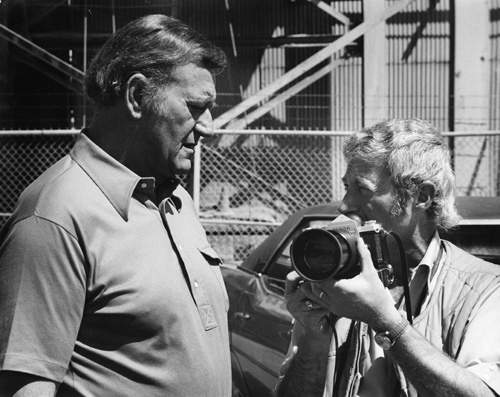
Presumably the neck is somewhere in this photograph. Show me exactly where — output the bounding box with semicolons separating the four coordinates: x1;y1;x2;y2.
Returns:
86;106;133;161
391;220;436;281
86;105;157;181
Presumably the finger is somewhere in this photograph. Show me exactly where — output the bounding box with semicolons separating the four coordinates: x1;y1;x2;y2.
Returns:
299;281;324;304
285;271;303;297
310;283;327;300
357;238;376;273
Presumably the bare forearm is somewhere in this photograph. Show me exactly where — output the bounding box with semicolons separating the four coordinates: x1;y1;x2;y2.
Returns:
275;334;331;397
391;327;496;397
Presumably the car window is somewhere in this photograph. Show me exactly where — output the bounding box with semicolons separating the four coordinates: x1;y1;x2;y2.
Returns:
266;219;333;295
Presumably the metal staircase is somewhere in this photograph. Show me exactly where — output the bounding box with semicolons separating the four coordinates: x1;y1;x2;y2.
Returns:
0;23;84;94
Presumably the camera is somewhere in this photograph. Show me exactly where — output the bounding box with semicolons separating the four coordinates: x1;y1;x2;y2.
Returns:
290;214;393;283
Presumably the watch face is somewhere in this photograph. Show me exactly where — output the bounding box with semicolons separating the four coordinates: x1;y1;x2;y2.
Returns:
374;334;393;350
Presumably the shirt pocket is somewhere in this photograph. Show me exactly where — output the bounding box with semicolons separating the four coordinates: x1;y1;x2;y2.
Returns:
199;246;222;267
198;246;229;312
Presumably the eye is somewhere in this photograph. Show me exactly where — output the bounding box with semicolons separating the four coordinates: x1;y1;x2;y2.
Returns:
189;104;206;114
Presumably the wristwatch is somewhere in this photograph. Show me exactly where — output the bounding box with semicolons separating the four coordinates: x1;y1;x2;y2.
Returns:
374;317;410;350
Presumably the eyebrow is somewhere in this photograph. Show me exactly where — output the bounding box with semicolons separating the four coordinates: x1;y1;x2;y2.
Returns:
355;176;378;192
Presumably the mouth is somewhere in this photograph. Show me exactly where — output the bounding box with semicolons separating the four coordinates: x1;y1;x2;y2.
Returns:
182;145;196;158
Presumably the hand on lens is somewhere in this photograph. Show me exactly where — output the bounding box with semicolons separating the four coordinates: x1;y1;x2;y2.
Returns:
310;238;397;328
285;271;331;335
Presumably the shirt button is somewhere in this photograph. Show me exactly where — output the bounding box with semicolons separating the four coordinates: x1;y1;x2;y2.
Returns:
490;365;496;371
194;281;199;288
482;374;490;381
140;182;147;188
178;245;183;251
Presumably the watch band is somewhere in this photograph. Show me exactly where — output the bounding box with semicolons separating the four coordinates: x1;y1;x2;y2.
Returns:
387;317;409;339
374;316;410;350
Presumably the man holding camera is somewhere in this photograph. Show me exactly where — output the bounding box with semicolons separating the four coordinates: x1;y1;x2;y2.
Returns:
275;118;500;396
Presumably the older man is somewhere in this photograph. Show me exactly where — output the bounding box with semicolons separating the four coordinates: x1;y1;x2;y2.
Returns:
0;15;230;397
276;118;500;396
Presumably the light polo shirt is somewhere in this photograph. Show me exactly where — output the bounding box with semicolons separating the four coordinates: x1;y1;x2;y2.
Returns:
0;132;231;397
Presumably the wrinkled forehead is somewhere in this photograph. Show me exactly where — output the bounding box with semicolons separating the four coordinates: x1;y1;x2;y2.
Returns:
164;63;217;99
343;160;390;182
170;62;215;82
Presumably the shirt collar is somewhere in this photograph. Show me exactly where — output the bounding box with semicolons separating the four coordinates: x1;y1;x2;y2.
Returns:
404;231;444;316
70;131;181;220
135;176;182;211
411;230;442;284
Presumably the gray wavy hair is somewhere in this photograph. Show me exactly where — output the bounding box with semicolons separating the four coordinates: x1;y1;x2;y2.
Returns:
85;14;227;107
343;118;461;230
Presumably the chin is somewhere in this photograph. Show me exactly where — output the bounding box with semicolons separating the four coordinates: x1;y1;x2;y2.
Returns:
172;164;192;175
169;157;193;176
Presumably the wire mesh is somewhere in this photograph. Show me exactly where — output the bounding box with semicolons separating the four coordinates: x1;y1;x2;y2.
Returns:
1;130;498;263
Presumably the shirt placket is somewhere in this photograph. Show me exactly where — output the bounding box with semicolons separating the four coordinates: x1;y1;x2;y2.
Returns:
159;198;218;331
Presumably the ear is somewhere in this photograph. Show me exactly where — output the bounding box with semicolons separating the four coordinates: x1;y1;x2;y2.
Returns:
415;182;436;212
125;73;148;119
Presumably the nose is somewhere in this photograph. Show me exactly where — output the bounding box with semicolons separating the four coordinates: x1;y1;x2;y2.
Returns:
337;189;358;215
194;109;214;140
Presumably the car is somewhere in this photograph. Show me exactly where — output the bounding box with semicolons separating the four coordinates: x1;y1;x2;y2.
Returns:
221;196;500;397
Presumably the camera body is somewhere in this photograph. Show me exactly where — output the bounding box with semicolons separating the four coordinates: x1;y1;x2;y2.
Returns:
290;214;392;283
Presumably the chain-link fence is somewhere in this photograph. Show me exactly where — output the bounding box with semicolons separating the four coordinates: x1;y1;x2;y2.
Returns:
1;130;499;263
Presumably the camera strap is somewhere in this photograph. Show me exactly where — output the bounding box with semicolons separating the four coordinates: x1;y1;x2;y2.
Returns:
398;242;445;324
388;231;413;324
399;251;413;324
412;244;444;317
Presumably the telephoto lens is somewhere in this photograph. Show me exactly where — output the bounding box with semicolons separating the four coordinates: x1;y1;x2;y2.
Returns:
290;214;361;281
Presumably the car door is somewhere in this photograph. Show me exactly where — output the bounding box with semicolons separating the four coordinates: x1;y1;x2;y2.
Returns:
229;253;293;396
230;218;332;396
